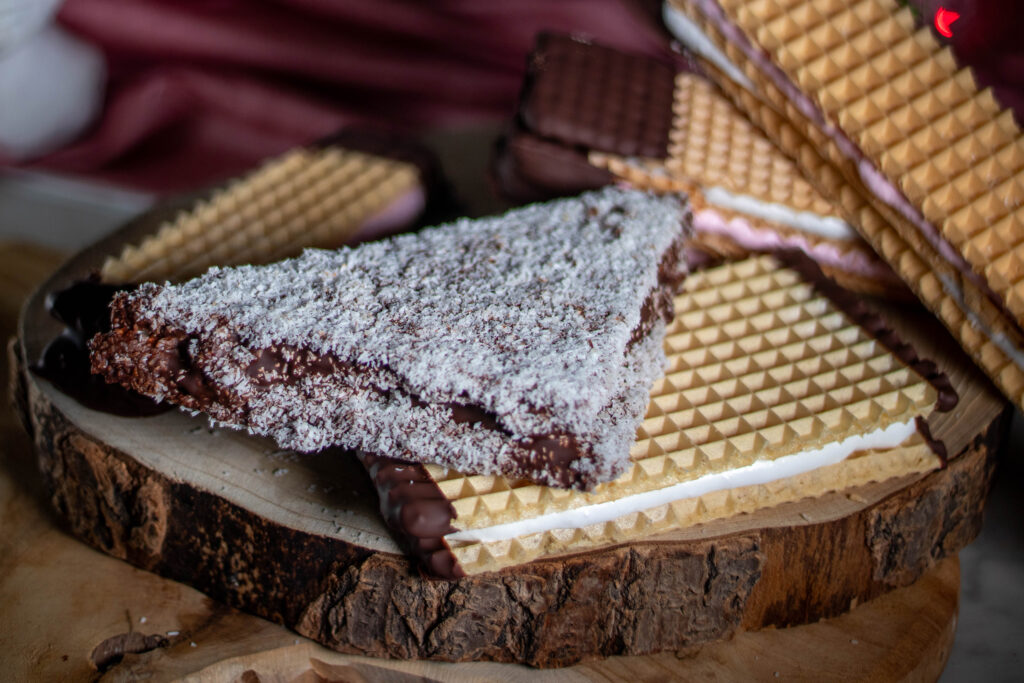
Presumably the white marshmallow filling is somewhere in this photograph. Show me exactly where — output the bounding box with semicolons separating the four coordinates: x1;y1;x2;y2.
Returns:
445;419;920;544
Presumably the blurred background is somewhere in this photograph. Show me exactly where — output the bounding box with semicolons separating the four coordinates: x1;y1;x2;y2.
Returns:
1;1;1022;680
1;0;1020;198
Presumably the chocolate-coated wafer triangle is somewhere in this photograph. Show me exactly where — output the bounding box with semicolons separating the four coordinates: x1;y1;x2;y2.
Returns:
90;188;690;490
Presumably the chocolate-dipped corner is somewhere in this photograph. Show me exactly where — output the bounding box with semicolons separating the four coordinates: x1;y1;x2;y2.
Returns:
355;451;465;580
33;278;169;417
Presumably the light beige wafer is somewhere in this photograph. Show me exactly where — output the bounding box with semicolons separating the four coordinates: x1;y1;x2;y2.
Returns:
598;156;894;292
100;147;423;284
592;155;838;253
703;51;1024;406
426;255;942;575
588;71;901;295
667;0;1024;409
449;438;936;574
592;72;835;215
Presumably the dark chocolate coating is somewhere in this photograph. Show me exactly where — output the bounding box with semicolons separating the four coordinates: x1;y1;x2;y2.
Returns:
492;130;615;203
355;451;464;579
47;279;129;335
89;216;689;492
92;272;676;491
914;416;948;466
493;34;701;203
520;33;678;159
32;279;169;417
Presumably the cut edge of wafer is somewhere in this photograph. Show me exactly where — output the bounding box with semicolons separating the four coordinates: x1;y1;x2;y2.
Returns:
450;435;940;575
586;65;904;294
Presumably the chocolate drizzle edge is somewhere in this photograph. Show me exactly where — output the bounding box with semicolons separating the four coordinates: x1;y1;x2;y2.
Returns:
32;278;170;417
914;415;948;468
491;129;615;204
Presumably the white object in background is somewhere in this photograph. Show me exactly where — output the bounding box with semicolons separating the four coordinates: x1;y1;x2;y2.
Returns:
0;0;64;52
0;20;106;160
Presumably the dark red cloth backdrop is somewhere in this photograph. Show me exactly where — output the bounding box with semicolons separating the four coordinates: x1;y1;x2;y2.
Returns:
2;0;674;193
2;0;1020;194
909;0;1024;118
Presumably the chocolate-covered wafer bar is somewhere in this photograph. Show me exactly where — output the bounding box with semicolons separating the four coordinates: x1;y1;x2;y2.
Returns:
666;0;1024;409
358;254;954;578
496;33;682;203
90;188;691;490
520;32;678;159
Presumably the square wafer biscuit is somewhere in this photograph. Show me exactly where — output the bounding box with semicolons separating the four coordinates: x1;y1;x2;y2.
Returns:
666;0;1024;409
361;255;953;577
100;145;425;285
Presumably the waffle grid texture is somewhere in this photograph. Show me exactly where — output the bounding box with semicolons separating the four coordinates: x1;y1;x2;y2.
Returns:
434;255;938;574
670;0;1024;407
100;148;420;284
587;71;898;292
721;0;1024;295
592;72;837;217
450;438;936;574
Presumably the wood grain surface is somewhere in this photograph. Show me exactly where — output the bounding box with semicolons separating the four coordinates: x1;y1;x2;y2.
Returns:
2;233;1005;677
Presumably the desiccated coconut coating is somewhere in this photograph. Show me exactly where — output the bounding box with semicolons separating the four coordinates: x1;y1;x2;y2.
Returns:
90;187;690;489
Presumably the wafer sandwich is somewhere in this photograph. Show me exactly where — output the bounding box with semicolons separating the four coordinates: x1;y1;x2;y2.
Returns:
90;188;691;490
495;33;905;296
359;253;956;578
665;0;1024;409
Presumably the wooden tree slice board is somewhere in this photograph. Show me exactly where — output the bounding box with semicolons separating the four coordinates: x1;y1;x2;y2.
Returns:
0;344;963;683
9;195;1010;670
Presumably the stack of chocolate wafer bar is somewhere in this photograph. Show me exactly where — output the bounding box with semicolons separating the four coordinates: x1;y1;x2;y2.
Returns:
86;0;1012;580
665;0;1024;410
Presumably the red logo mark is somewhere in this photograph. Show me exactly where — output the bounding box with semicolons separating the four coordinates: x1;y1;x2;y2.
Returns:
934;7;960;38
